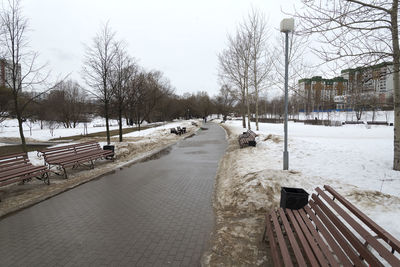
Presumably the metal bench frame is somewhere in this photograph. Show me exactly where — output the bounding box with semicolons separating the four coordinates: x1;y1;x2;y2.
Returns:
263;185;400;266
39;141;114;179
0;152;50;200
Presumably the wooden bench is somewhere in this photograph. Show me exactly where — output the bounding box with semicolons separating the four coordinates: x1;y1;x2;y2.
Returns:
39;141;114;179
238;129;257;148
171;127;186;135
263;185;400;266
177;126;186;135
0;152;50;200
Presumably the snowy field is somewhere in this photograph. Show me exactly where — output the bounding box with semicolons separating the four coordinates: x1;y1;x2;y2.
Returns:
0;117;125;141
222;118;400;238
291;110;393;123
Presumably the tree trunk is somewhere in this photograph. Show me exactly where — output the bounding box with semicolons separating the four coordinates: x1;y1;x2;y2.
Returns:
17;115;26;152
246;85;251;129
118;107;123;142
105;100;111;145
392;0;400;170
255;89;259;131
241;91;246;128
13;95;27;152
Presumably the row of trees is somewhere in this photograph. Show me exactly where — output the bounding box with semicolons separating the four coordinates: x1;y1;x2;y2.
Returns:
217;8;316;131
0;0;225;150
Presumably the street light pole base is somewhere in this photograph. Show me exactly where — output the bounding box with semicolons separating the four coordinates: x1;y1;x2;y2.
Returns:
283;151;289;170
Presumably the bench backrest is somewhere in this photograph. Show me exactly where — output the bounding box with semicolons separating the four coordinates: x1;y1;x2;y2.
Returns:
40;141;102;162
0;152;45;184
247;129;257;138
0;152;30;172
310;186;400;266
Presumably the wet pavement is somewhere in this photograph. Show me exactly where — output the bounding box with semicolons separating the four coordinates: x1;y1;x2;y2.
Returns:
0;122;227;266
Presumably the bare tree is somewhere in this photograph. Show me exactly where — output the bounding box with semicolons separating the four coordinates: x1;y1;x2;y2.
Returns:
109;43;137;142
47;80;88;128
218;31;250;129
0;0;54;151
82;22;117;145
244;8;272;130
270;32;317;117
215;84;236;119
293;0;400;169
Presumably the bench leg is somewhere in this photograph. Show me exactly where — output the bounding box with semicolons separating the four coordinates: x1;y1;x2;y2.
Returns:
44;172;50;185
63;167;68;179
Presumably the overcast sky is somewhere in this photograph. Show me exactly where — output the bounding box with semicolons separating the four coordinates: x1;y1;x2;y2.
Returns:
22;0;298;97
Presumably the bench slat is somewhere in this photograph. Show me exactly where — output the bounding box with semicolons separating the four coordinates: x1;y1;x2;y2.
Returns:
304;205;354;266
312;193;384;267
324;185;400;255
286;209;323;267
296;209;340;267
40;141;97;153
310;199;368;266
270;210;294;267
0;168;48;187
47;150;105;165
278;208;308;266
0;165;45;179
316;188;400;266
265;214;283;266
0;152;27;161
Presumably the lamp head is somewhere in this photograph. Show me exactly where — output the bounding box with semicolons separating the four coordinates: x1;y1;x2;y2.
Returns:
280;18;294;32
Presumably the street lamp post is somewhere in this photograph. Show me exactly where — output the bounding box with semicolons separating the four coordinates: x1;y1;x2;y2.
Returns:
280;18;294;170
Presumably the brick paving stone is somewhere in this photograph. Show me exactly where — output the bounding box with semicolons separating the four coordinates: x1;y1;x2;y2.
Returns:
0;122;226;267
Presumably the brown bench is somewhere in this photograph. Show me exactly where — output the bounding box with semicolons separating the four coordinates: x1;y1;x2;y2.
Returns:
0;152;50;200
263;185;400;266
170;126;186;135
238;129;257;148
39;141;114;179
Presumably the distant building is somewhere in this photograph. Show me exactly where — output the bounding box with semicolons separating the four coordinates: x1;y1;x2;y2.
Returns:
340;62;395;108
298;62;396;111
298;76;348;111
0;58;21;89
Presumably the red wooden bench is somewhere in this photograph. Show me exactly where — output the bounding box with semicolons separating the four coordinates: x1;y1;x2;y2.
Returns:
263;185;400;266
39;141;114;179
0;152;50;200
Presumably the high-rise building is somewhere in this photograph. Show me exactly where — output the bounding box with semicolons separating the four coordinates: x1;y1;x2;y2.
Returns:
298;62;396;110
0;58;21;89
298;76;348;111
341;62;395;106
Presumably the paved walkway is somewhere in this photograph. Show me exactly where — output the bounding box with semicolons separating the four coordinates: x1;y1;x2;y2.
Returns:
0;123;227;266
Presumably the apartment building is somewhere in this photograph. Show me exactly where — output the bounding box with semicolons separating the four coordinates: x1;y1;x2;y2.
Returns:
298;76;348;111
298;62;396;110
0;58;21;89
340;62;395;106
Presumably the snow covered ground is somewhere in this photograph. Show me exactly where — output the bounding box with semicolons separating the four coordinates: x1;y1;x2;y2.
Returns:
205;118;400;266
0;117;123;141
284;110;393;123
